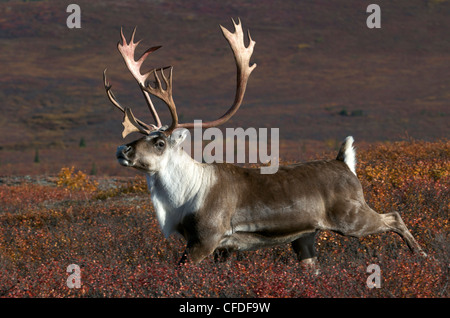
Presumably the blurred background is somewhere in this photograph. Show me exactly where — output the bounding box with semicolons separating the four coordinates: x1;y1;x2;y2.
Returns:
0;0;448;176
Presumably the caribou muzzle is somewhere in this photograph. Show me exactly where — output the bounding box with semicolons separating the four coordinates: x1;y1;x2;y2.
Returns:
116;145;134;167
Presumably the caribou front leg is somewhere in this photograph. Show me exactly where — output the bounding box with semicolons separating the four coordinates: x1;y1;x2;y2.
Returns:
213;248;232;263
178;248;189;265
180;241;221;264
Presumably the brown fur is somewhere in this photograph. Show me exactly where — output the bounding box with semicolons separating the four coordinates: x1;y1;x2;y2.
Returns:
181;160;425;266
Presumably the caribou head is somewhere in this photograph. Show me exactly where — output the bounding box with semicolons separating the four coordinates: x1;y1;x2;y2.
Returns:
104;19;255;174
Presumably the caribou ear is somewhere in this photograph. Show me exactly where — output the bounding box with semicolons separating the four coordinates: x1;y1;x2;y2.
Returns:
169;128;190;148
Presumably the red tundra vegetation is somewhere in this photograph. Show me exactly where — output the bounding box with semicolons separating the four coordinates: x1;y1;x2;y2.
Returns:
0;139;448;297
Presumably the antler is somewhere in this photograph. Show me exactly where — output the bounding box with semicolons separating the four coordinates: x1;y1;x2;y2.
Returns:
143;66;179;135
142;18;256;136
196;18;257;128
103;69;158;137
105;19;256;138
117;27;163;129
104;27;163;138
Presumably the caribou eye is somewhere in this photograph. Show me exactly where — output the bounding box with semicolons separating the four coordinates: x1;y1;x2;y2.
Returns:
155;140;165;149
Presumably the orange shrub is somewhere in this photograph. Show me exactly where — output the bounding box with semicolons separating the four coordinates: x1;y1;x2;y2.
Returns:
57;166;98;193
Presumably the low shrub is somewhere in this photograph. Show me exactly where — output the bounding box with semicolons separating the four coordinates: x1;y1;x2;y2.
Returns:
0;139;448;297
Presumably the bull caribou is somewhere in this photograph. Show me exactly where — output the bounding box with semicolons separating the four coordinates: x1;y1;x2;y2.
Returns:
103;19;426;271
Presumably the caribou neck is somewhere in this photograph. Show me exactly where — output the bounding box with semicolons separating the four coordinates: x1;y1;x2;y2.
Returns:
145;149;216;237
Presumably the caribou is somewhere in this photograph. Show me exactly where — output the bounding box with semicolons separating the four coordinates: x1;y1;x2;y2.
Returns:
103;19;426;272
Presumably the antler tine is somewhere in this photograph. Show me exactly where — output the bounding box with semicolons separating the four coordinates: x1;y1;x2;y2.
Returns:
207;18;256;126
142;66;179;136
141;19;256;136
117;27;163;131
178;18;256;130
103;69;157;138
103;68;124;112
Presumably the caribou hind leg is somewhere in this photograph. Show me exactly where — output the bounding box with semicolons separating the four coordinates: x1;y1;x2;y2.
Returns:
328;202;427;257
376;211;427;256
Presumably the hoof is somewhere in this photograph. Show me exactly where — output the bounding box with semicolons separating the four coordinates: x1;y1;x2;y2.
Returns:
300;257;320;276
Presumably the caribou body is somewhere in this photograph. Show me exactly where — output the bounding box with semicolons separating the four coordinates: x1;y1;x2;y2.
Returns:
105;19;426;270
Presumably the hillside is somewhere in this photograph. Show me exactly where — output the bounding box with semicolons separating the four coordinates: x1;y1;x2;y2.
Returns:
0;0;449;176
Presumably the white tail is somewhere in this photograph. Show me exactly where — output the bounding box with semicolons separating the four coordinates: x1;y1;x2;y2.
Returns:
337;136;356;176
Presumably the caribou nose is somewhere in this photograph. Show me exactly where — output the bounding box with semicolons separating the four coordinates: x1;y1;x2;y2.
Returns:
117;145;132;155
123;145;132;155
116;145;133;166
